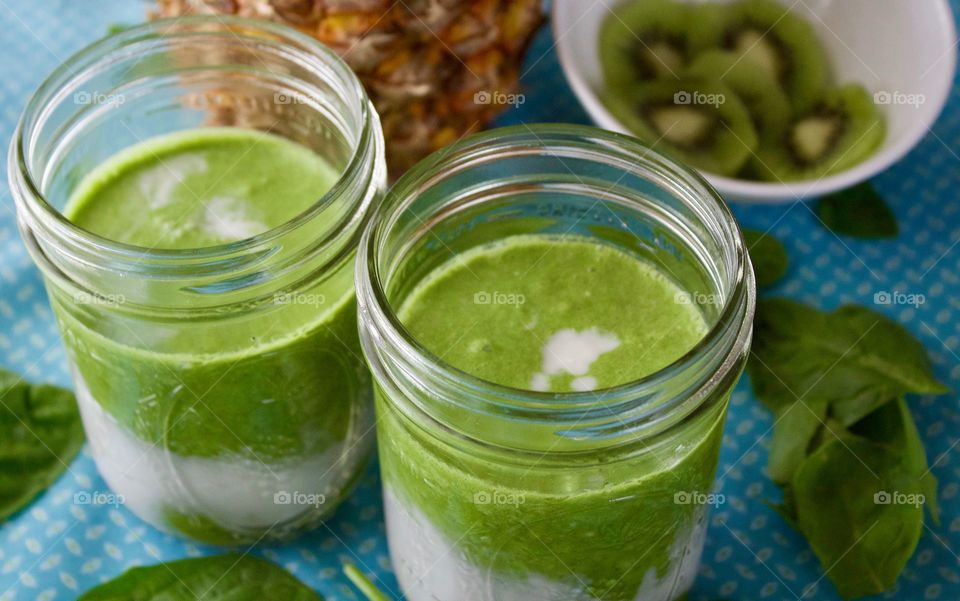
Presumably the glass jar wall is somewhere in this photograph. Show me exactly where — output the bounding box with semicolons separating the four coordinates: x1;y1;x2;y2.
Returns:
9;17;387;544
357;125;755;601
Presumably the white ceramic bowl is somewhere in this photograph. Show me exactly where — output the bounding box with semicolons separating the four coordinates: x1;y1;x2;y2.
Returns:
553;0;958;203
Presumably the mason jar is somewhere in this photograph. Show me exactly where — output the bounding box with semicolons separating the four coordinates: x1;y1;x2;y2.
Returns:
356;125;755;601
9;17;386;544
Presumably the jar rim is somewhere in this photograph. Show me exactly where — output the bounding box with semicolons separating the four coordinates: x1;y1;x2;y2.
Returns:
11;15;375;263
358;123;756;425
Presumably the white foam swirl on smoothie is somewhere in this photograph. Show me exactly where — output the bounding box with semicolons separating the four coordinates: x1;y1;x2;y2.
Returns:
138;153;208;209
530;328;620;392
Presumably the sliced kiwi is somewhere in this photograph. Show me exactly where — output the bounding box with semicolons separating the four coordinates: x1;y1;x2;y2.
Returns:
752;84;885;182
604;79;759;176
685;50;793;141
714;0;829;112
599;0;719;88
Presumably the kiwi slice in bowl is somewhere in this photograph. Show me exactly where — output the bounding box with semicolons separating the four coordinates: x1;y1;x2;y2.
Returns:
603;79;759;176
599;0;719;88
685;50;793;141
753;84;885;182
715;0;829;112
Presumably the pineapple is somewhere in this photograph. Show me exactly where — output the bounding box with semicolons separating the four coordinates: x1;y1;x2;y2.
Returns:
154;0;543;175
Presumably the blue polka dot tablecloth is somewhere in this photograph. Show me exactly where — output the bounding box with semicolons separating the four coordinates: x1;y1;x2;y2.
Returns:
1;2;959;600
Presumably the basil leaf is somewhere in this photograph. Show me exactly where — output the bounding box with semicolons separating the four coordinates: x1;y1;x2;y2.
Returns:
751;299;944;598
0;368;85;521
768;490;799;527
768;399;827;484
742;229;788;288
79;554;322;600
852;398;940;524
792;435;924;599
816;182;898;239
749;299;947;417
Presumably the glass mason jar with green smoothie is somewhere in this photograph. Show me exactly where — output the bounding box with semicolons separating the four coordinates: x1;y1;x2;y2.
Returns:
9;17;386;544
357;125;755;601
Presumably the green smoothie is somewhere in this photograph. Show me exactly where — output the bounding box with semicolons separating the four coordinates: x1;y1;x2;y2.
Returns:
378;235;726;600
67;127;338;248
400;236;707;391
56;128;372;544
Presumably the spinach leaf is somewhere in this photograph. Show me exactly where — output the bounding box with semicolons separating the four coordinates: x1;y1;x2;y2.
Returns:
79;554;322;600
749;298;947;598
749;299;946;417
792;435;924;599
0;368;84;521
767;399;827;484
742;228;788;288
816;182;898;239
852;398;940;524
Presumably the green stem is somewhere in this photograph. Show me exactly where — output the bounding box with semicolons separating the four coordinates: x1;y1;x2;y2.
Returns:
343;563;390;601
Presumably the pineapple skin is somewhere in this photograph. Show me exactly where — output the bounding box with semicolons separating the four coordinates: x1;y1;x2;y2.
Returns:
154;0;543;175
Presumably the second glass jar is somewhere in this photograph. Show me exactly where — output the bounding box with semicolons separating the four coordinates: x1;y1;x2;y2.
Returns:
357;125;755;601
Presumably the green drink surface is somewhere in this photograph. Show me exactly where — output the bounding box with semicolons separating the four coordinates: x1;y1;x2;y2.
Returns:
66;127;338;248
399;235;708;392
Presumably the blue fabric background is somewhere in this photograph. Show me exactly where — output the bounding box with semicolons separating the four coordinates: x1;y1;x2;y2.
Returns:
0;2;958;600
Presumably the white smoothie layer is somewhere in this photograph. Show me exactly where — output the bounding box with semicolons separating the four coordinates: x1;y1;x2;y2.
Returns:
74;373;369;535
383;487;705;601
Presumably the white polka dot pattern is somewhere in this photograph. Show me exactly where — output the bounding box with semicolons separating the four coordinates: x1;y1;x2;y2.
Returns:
0;2;959;600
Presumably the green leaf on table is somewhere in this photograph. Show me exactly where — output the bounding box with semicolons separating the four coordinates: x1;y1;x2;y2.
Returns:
343;563;390;601
0;368;85;521
816;182;898;239
852;397;940;524
750;297;945;598
78;554;323;600
742;228;789;288
767;398;827;484
792;435;925;599
749;299;947;417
